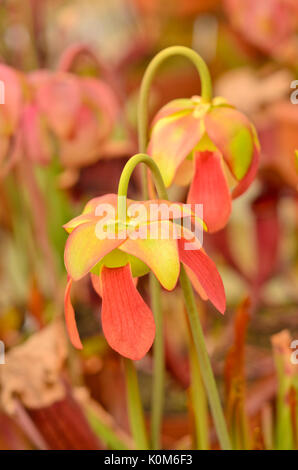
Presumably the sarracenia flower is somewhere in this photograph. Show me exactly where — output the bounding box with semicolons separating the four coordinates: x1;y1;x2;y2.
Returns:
63;194;225;360
224;0;298;56
28;70;119;168
0;64;119;171
148;96;260;232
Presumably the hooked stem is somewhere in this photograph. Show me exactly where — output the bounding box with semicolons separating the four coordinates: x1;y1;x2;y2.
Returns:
117;153;168;221
138;46;213;187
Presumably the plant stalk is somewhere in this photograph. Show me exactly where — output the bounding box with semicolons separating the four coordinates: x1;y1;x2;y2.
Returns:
123;358;149;450
137;46;212;449
188;323;209;449
150;274;164;449
180;265;231;450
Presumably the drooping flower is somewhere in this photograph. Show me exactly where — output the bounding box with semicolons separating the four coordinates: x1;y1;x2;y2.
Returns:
224;0;298;57
148;96;260;232
0;64;119;172
257;100;298;190
28;70;119;168
63;194;226;360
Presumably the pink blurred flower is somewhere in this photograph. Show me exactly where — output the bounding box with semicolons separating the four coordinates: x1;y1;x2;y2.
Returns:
225;0;298;55
0;64;119;172
0;64;25;171
257;100;298;190
29;71;119;168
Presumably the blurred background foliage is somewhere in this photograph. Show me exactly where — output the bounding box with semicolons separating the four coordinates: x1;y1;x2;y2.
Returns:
0;0;297;450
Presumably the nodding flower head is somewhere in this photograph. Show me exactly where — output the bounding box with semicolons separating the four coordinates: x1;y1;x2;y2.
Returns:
224;0;298;55
63;193;226;360
28;70;119;168
148;96;260;232
0;64;119;171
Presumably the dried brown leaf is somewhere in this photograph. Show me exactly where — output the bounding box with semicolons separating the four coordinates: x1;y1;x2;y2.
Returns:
0;320;67;413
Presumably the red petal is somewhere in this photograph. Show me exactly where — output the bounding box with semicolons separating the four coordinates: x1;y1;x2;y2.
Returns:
184;265;208;301
91;272;138;297
187;151;231;233
64;277;83;349
101;264;155;360
90;273;102;297
178;239;226;314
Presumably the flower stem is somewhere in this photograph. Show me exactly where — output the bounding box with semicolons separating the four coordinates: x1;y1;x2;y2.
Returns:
138;46;213;184
137;46;212;450
117;153;168;451
117;153;167;448
117;152;168;220
123;358;149;450
188;324;209;449
150;273;164;449
180;265;232;450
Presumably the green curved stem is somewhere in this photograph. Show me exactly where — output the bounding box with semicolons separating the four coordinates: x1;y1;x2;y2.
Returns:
150;273;164;449
180;265;232;450
124;358;149;450
188;327;209;449
117;153;168;220
138;45;213;175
